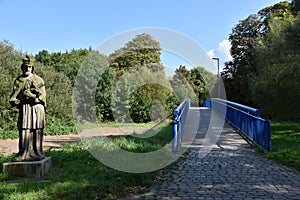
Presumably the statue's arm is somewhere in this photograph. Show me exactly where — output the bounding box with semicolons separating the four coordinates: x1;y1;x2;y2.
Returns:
33;76;47;107
9;79;22;107
38;82;47;107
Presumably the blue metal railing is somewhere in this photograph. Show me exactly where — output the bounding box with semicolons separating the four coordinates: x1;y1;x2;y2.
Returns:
172;99;190;152
203;98;271;151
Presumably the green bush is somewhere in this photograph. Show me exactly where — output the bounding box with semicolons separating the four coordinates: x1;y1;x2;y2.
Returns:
45;116;76;135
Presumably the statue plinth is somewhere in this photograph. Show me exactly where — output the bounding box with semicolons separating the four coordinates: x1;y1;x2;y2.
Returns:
3;157;52;179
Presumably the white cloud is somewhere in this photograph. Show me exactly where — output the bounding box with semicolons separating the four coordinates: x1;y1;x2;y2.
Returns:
217;40;232;62
207;39;232;71
207;49;216;59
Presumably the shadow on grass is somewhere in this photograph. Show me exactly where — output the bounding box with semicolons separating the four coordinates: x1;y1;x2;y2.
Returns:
0;124;178;199
0;142;160;199
268;122;300;171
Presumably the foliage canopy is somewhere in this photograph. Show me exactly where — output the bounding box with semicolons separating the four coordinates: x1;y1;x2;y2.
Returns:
222;1;300;121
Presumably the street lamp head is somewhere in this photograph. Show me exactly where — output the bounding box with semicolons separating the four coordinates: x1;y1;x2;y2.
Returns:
212;57;219;61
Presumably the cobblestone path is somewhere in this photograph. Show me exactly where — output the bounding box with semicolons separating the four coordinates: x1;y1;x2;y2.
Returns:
125;108;300;199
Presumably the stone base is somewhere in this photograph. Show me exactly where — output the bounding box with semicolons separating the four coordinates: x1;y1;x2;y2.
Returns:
3;157;52;179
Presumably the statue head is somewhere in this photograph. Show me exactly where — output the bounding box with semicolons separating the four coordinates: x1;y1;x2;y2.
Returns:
21;54;35;76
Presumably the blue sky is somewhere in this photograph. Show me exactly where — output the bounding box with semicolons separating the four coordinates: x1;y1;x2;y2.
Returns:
0;0;284;71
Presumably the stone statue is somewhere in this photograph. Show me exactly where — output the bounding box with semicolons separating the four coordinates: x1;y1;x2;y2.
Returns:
9;55;46;162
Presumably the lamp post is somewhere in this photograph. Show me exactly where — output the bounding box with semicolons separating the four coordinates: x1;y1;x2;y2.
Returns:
212;57;220;98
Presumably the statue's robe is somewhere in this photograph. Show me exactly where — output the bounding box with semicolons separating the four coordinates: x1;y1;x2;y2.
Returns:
9;74;46;162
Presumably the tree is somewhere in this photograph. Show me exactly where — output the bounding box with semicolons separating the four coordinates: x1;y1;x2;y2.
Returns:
222;1;293;106
191;66;217;104
35;63;74;133
109;33;163;78
35;48;92;85
108;33;174;123
0;40;22;132
170;66;197;104
173;65;193;83
292;0;300;13
170;65;213;106
222;14;262;105
250;11;300;121
128;68;174;123
95;67;116;121
35;50;51;66
73;51;110;122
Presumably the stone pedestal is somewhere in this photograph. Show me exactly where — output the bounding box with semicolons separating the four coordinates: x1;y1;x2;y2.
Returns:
3;157;52;179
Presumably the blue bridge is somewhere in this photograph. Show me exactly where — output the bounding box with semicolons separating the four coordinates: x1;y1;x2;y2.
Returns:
172;98;271;153
140;98;300;199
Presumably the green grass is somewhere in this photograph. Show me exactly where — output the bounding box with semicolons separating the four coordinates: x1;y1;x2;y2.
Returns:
0;121;158;140
75;121;158;132
99;121;158;127
266;122;300;171
103;125;172;153
0;123;177;200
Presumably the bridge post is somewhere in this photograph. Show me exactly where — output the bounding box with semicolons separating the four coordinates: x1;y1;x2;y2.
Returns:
172;120;179;152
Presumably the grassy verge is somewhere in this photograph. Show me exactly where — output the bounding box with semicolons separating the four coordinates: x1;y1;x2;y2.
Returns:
265;122;300;171
75;121;158;133
0;121;158;140
0;123;177;200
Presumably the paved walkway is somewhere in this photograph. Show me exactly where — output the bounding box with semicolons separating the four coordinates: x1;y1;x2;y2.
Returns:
127;108;300;199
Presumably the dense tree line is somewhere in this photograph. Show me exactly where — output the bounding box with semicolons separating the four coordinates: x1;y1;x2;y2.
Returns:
0;33;214;136
222;0;300;121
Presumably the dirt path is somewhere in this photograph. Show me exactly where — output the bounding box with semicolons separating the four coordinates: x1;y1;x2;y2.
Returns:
0;134;81;156
0;126;153;156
